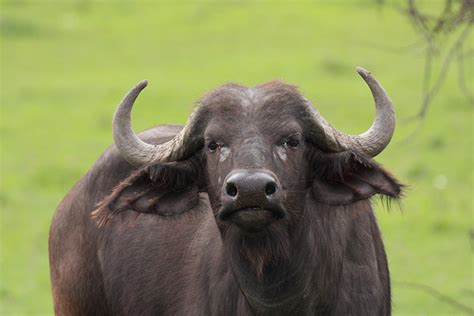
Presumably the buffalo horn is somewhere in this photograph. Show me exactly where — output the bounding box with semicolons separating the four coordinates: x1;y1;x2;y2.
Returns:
112;80;201;167
307;67;395;157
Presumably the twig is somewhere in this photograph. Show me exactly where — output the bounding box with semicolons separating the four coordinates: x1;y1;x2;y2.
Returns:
405;0;434;46
433;0;454;33
407;23;472;120
387;0;474;127
395;281;474;315
457;43;474;105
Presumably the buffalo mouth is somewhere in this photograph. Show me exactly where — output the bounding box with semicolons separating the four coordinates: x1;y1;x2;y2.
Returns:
218;206;287;232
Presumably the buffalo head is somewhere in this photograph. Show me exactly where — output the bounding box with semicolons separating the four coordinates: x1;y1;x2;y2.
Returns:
103;67;400;235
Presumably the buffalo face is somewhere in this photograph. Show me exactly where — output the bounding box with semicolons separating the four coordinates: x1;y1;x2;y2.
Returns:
96;67;402;240
200;83;313;233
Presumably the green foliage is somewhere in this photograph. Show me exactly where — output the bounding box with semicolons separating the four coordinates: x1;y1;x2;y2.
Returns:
1;1;472;315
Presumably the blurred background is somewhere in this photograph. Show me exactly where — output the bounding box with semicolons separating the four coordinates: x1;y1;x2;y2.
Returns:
1;0;472;315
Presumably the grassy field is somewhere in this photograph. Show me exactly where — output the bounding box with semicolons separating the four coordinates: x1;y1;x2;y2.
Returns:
1;1;472;315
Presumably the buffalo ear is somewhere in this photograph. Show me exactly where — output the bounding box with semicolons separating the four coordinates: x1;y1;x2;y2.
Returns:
311;151;403;205
92;159;201;227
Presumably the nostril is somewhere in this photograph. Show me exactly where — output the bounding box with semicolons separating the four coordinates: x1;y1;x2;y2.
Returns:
226;182;238;197
265;182;277;196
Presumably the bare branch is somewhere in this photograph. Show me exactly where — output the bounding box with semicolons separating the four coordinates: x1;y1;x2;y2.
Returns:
457;43;474;105
395;281;474;314
410;23;472;119
386;0;474;123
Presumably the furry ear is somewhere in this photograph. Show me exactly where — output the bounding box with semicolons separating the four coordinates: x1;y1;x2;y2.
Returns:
92;157;202;227
310;150;403;205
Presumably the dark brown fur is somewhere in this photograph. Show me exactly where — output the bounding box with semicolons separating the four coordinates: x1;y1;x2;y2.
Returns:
50;82;402;315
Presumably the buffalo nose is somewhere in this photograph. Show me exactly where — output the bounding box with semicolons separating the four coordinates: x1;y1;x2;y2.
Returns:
224;170;278;199
219;170;287;229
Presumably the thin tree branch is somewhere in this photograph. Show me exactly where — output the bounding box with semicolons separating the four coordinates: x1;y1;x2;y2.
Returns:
395;281;474;315
457;43;474;105
408;23;472;120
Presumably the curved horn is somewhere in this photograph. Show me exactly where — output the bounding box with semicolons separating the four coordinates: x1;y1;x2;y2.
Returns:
113;80;202;167
307;67;395;157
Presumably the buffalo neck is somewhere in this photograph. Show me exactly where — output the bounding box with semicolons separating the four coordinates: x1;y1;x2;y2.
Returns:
225;198;344;314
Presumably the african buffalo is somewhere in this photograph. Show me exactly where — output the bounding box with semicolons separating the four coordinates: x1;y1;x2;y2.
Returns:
49;67;402;315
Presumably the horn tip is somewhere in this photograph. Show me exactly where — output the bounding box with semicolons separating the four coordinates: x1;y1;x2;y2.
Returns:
356;67;371;79
137;80;148;90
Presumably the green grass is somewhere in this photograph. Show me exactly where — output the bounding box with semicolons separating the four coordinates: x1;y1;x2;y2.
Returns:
1;1;472;315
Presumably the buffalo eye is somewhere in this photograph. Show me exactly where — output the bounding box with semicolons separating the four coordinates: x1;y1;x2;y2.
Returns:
207;141;219;152
286;138;300;148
